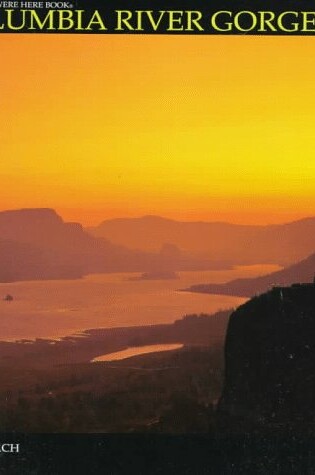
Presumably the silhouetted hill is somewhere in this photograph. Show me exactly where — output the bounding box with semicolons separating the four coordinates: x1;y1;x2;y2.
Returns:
0;208;114;256
0;209;220;282
0;208;141;280
0;239;83;282
218;283;315;433
186;252;315;297
88;215;315;266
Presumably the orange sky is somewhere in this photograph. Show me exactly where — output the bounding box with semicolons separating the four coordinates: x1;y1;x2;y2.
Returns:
1;35;315;226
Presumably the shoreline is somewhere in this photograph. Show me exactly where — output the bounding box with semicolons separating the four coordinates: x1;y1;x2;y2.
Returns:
0;310;232;371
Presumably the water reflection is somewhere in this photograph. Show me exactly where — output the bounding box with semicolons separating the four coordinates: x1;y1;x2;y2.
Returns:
92;343;184;362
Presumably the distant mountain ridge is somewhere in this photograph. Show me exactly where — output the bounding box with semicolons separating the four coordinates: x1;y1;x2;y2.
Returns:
88;215;315;266
0;208;220;282
2;208;315;283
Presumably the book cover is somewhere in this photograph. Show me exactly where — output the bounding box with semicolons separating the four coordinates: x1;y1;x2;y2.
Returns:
1;0;315;472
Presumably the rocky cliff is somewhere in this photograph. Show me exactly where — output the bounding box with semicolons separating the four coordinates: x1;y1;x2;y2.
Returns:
218;283;315;433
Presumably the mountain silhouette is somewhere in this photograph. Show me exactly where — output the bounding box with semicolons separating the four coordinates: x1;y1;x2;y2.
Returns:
0;238;84;282
186;252;315;297
88;215;315;266
0;208;220;282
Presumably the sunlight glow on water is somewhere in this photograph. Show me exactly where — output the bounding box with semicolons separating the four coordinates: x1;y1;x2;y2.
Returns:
91;344;184;362
0;265;280;341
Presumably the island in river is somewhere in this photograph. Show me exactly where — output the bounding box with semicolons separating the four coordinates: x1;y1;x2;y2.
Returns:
128;271;179;281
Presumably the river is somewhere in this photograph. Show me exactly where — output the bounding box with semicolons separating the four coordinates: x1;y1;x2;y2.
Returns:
0;265;280;341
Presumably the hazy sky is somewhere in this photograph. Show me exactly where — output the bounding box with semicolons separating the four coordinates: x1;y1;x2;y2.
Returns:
1;35;315;225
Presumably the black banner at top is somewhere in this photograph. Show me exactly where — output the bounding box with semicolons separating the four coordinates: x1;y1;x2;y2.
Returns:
1;0;315;33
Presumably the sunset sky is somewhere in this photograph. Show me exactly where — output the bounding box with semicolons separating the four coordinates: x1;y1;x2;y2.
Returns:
1;35;315;226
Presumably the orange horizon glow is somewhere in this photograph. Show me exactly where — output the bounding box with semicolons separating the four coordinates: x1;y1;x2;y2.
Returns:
1;35;315;226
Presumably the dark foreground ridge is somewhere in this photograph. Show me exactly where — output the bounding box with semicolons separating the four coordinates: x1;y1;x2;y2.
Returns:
217;280;315;433
0;311;230;433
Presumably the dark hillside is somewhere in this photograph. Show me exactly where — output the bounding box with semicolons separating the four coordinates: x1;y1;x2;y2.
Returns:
218;282;315;433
